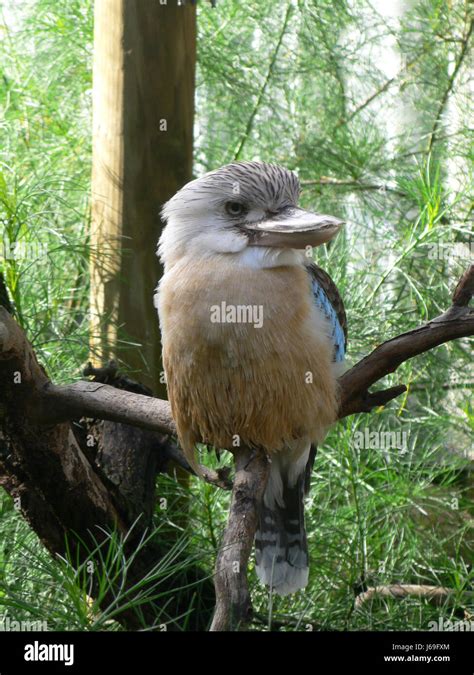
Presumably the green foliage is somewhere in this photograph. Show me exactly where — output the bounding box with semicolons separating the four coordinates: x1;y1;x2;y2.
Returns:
0;0;93;378
0;489;213;630
0;0;473;630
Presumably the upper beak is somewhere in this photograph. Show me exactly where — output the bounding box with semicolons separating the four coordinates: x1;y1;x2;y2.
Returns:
244;206;344;249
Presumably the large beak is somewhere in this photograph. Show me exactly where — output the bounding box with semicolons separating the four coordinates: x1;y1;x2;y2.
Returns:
245;206;344;249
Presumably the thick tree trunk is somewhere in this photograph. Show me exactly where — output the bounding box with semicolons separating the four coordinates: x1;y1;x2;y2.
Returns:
0;307;213;631
89;0;196;397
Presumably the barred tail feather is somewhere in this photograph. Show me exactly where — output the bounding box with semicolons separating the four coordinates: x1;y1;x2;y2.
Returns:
255;443;315;596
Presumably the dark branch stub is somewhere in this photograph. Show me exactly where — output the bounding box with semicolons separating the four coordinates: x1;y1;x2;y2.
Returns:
452;264;474;307
338;264;474;418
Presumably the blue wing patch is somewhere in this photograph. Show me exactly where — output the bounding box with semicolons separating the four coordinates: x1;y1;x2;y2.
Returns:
310;277;346;363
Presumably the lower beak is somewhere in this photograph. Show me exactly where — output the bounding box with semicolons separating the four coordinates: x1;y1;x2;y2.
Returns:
245;206;344;249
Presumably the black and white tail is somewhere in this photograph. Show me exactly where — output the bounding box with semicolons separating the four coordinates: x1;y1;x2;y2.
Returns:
255;444;316;596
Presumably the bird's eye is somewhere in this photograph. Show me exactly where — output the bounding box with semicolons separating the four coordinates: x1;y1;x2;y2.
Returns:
225;201;246;217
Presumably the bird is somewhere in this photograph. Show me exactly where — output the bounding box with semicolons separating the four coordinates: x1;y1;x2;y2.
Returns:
155;161;347;596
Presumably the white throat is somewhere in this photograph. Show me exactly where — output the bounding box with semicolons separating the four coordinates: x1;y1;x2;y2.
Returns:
231;246;307;269
158;213;307;271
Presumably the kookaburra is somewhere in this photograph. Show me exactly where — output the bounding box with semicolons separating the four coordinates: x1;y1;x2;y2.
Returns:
155;161;347;595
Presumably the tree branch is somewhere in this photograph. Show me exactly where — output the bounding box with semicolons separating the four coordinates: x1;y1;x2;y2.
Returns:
338;264;473;418
0;265;472;632
301;176;407;197
0;306;215;630
335;53;423;130
209;447;270;631
232;2;293;161
3;266;469;436
355;584;474;610
427;16;473;153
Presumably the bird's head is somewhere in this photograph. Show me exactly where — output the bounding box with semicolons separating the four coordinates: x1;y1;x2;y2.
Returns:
158;161;343;268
